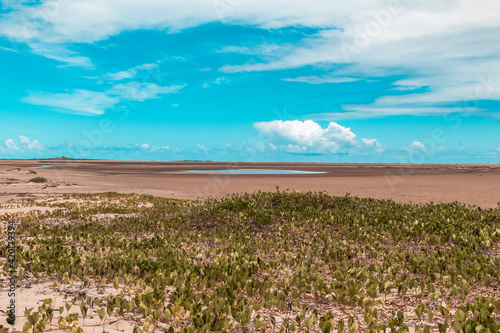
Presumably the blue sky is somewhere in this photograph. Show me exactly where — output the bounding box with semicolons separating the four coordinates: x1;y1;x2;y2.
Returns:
0;0;499;163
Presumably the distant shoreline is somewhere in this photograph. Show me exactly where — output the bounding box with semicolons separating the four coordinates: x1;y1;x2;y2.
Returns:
1;159;499;208
0;157;498;166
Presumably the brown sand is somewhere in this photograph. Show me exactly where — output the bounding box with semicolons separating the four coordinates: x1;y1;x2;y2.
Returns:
0;159;499;208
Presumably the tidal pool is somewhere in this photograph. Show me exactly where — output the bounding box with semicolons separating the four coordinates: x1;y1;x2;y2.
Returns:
32;165;77;168
163;169;325;175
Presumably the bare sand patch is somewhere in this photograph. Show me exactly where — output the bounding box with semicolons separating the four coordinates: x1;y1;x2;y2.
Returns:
0;160;498;208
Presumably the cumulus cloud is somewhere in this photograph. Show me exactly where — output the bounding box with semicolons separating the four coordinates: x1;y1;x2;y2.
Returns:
150;145;169;152
409;141;426;151
5;139;19;150
405;141;446;154
197;144;208;154
253;120;383;154
137;143;170;152
19;135;45;150
0;136;45;153
361;138;384;153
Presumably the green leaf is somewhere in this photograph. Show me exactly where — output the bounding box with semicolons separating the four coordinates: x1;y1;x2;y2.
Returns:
367;284;378;299
439;304;450;321
97;308;105;320
416;286;422;298
427;309;434;323
454;309;466;324
22;321;32;331
28;312;39;326
415;303;425;319
438;323;448;333
163;308;172;322
305;317;312;331
493;300;500;314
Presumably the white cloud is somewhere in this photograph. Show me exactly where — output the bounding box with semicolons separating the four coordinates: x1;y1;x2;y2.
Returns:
18;135;45;150
105;71;135;81
23;89;119;115
203;76;229;88
1;136;45;153
2;1;500;117
5;139;19;150
254;119;383;154
150;145;169;152
23;83;185;115
197;144;208;154
404;141;449;155
103;58;173;81
22;56;184;115
282;76;360;84
29;43;93;68
137;143;170;152
0;1;365;44
255;141;266;153
218;43;291;57
409;141;426;151
0;45;19;53
216;2;500;118
284;144;308;153
109;82;185;102
309;106;479;120
361;138;384;153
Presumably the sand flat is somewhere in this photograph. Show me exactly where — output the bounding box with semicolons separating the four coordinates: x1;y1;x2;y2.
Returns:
0;159;499;208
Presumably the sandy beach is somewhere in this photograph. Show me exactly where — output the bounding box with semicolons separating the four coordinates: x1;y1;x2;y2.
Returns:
1;159;499;209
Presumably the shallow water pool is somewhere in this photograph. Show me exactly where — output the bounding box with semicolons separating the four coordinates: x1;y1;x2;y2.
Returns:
32;165;77;168
163;169;325;175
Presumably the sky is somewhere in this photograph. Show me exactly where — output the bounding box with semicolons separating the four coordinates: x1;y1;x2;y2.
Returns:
0;0;499;163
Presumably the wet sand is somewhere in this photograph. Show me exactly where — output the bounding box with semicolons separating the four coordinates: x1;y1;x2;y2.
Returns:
0;159;499;208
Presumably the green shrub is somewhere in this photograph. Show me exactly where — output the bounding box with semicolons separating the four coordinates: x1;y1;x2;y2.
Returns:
28;177;48;183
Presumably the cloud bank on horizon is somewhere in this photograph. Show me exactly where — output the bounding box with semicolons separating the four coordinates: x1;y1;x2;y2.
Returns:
0;0;498;162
